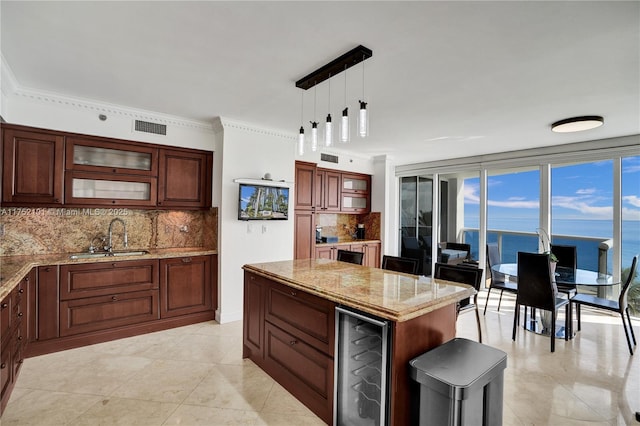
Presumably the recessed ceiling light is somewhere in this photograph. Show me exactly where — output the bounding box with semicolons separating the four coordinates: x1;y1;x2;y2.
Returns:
551;116;604;133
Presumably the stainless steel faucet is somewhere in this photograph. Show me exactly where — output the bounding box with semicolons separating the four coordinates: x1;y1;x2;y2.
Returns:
107;218;128;252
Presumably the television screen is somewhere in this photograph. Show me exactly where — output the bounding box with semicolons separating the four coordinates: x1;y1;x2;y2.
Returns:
238;183;289;220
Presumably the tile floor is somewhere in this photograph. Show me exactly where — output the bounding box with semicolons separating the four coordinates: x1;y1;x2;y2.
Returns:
2;292;639;425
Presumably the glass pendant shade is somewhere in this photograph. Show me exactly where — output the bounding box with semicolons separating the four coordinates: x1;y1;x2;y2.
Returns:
310;121;318;152
297;126;305;156
358;101;368;138
340;108;350;143
324;114;333;147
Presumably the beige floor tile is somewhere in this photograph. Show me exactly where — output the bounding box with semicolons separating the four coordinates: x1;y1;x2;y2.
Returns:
1;390;102;425
69;397;178;426
110;359;215;403
163;404;260;425
260;382;319;417
183;362;274;412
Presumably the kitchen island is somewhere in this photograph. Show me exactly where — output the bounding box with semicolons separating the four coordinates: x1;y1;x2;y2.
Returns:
242;258;475;425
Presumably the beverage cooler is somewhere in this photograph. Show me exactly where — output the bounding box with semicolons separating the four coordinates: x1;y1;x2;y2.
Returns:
334;306;391;426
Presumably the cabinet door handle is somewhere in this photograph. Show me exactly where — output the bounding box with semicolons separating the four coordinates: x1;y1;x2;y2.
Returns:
0;363;6;369
24;277;29;282
54;198;60;203
289;340;298;346
45;267;51;272
17;312;23;317
250;276;255;281
182;257;192;263
111;296;118;301
17;336;23;341
290;291;297;297
1;303;7;309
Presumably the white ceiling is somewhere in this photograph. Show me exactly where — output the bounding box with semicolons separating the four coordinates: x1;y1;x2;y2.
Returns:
1;1;638;165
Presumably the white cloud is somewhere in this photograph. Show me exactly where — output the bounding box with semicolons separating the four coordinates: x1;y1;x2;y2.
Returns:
576;188;596;195
623;195;640;208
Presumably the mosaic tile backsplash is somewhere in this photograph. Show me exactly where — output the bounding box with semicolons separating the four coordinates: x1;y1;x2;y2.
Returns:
0;207;217;256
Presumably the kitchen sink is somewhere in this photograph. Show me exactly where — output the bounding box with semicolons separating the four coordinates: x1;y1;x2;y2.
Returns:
69;250;149;259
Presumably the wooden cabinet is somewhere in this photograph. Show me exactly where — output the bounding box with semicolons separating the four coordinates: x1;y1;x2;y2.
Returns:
294;161;315;210
1;123;213;209
2;126;64;205
341;173;371;214
59;260;160;336
294;210;315;260
1;269;32;415
242;271;335;424
158;149;212;208
315;169;341;212
34;265;59;342
160;255;213;318
315;241;381;267
349;241;381;268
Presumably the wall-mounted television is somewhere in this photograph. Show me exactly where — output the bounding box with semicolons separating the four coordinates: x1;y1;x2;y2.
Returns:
238;183;289;220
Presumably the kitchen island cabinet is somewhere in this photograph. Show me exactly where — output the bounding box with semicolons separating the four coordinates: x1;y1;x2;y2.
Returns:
242;259;474;425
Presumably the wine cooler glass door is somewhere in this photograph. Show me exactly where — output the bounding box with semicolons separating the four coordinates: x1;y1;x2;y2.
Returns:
335;306;390;426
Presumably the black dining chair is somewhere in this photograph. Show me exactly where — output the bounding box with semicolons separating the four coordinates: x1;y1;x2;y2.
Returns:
434;262;483;342
550;244;578;298
381;255;419;274
401;236;430;275
484;243;518;314
512;252;571;352
571;254;638;355
336;249;364;265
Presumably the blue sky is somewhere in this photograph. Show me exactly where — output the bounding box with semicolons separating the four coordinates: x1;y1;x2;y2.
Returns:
463;156;640;222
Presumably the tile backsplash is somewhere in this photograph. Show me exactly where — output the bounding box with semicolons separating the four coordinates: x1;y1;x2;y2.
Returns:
0;207;217;256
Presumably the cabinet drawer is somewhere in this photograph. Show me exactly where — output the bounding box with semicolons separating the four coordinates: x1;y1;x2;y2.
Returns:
60;290;159;337
60;260;159;300
263;323;333;424
265;281;335;355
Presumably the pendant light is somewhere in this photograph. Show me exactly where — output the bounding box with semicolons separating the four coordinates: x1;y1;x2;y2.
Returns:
310;83;318;152
297;91;305;156
358;56;368;138
324;75;333;147
340;65;350;143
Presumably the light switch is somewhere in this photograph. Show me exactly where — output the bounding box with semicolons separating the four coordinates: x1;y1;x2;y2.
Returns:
262;224;267;234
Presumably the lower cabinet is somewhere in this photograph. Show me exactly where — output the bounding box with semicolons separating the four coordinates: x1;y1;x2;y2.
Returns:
242;271;335;424
1;268;33;414
315;241;381;267
160;255;212;318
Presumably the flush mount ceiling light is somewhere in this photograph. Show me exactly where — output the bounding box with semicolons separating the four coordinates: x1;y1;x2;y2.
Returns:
551;116;604;133
295;45;372;154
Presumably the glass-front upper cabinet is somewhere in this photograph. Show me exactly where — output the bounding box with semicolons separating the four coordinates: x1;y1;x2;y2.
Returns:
65;136;158;176
341;173;370;194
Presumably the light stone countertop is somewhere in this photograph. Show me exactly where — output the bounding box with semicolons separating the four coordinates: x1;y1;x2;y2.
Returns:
0;247;217;300
243;258;475;322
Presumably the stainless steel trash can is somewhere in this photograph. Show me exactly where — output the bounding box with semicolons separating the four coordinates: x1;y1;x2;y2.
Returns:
409;338;507;426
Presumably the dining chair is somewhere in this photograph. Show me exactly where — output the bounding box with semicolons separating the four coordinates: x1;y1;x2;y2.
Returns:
484;243;518;314
434;262;483;342
401;236;430;275
381;255;419;274
571;254;638;355
512;252;571;352
550;244;578;298
336;249;364;265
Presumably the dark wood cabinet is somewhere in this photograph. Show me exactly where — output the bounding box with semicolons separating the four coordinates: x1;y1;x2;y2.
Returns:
1;123;213;209
294;210;315;260
294;161;315;211
59;260;160;336
35;265;59;342
349;242;381;267
158;149;212;208
315;169;341;212
1;269;32;415
2;126;64;205
242;271;336;424
160;255;213;318
243;272;265;359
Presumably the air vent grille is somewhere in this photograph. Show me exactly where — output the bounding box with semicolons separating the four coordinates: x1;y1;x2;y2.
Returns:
134;120;167;135
321;153;339;164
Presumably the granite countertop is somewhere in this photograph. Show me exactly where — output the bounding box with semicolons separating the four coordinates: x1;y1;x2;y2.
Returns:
314;238;381;246
243;258;475;322
0;247;217;300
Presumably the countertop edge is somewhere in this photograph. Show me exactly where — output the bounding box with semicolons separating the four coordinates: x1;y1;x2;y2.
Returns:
0;248;218;300
242;263;475;322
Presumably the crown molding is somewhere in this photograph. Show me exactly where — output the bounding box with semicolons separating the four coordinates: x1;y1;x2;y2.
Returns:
217;117;295;141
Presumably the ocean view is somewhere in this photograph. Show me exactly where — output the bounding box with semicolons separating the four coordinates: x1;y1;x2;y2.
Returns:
463;218;640;273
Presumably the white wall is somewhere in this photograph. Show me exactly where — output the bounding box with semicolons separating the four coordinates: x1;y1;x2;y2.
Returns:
216;119;295;323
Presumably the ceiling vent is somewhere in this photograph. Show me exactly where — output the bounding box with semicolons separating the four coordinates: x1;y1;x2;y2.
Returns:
134;120;167;135
321;153;339;164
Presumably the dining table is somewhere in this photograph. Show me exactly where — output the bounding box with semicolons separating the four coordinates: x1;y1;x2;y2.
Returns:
491;263;619;338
